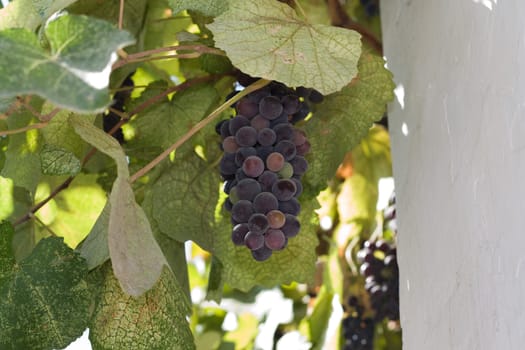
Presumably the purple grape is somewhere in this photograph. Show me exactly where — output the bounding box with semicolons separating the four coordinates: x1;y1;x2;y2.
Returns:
242;156;265;177
265;229;286;250
257;128;277;146
253;192;279;214
222;136;239;153
220;119;231;138
290;156;308;176
248;213;269;235
281;95;300;114
219;153;237;176
296;140;310;156
278;198;300;216
245;231;265;250
259;96;283;120
251;246;273;261
277;162;294;179
266;210;286;229
290;177;303;197
231;200;253;223
236;97;259;118
251;115;270;130
235;147;257;167
229;115;250;135
273;123;293;142
281;214;300;237
235;126;257;147
236;178;262;201
271;179;296;201
274;140;296;161
258;171;278;192
232;223;249;245
308;89;324;104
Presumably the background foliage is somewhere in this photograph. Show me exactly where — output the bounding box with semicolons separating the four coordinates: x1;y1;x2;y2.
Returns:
0;0;399;349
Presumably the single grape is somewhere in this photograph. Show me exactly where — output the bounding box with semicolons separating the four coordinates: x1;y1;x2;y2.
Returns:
290;177;303;196
222;136;239;153
281;95;300;114
235;126;257;147
273;123;294;142
229;115;250;135
219;153;237;176
253;192;279;214
257;128;277;146
281;214;300;237
251;115;271;130
265;229;286;250
223;198;233;212
277;162;294;179
278;198;301;216
259;96;283;120
295;86;311;97
236;97;259;118
248;213;269;235
251;246;273;261
266;209;286;229
244;231;265;250
291;102;310;123
220;119;231;138
292;129;307;146
215;119;226;135
308;89;324;103
272;179;297;201
270;81;294;96
274;140;296;160
266;152;285;172
235;147;257;167
232;223;249;245
242;155;265;177
247;87;271;103
258;170;278;192
231;200;254;223
236;178;262;201
290;156;308;176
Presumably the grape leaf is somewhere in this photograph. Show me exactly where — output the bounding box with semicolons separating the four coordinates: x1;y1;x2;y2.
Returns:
78;203;110;270
89;264;195;350
0;15;135;113
0;222;15;284
130;84;220;149
304;52;395;194
0;0;77;31
1;97;44;194
208;0;361;95
215;197;319;292
70;116;167;296
0;97;13;113
40;144;81;175
147;149;221;251
169;0;228;17
0;236;90;350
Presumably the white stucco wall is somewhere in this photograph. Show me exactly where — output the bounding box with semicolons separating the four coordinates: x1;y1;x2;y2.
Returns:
381;1;525;349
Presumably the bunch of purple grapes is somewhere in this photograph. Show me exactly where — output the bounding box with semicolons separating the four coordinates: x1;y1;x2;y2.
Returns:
341;297;374;350
357;239;400;321
216;81;322;261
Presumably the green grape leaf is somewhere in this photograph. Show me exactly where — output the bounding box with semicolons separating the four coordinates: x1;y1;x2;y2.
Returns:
215;197;319;292
70;116;167;296
304;52;395;193
0;236;90;350
147;150;221;251
130;84;220;149
0;0;77;31
208;0;361;94
89;264;195;350
0;15;135;113
78;203;110;270
169;0;228;17
40;143;81;175
0;97;13;113
1;97;44;194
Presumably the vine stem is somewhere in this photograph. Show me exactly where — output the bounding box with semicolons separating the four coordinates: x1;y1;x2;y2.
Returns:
112;45;225;70
13;74;229;227
0;122;48;137
118;0;125;30
129;78;271;183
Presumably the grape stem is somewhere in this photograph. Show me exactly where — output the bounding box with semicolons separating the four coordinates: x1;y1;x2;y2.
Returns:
118;0;125;30
129;78;271;183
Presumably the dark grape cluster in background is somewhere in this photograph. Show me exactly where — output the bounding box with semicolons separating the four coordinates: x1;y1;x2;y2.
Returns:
216;79;323;261
360;0;379;17
357;239;399;322
342;297;374;350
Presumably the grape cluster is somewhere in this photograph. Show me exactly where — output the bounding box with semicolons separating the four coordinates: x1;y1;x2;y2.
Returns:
357;240;400;321
360;0;379;17
216;81;322;261
342;297;374;350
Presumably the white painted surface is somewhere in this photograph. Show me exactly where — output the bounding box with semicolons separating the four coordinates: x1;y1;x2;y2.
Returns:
382;1;525;349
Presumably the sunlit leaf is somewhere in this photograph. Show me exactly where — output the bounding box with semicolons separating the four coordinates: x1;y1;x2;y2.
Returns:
0;0;77;31
209;0;361;94
40;144;81;175
0;15;135;113
169;0;228;17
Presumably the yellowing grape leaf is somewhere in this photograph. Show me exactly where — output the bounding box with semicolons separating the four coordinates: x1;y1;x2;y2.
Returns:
208;0;361;94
